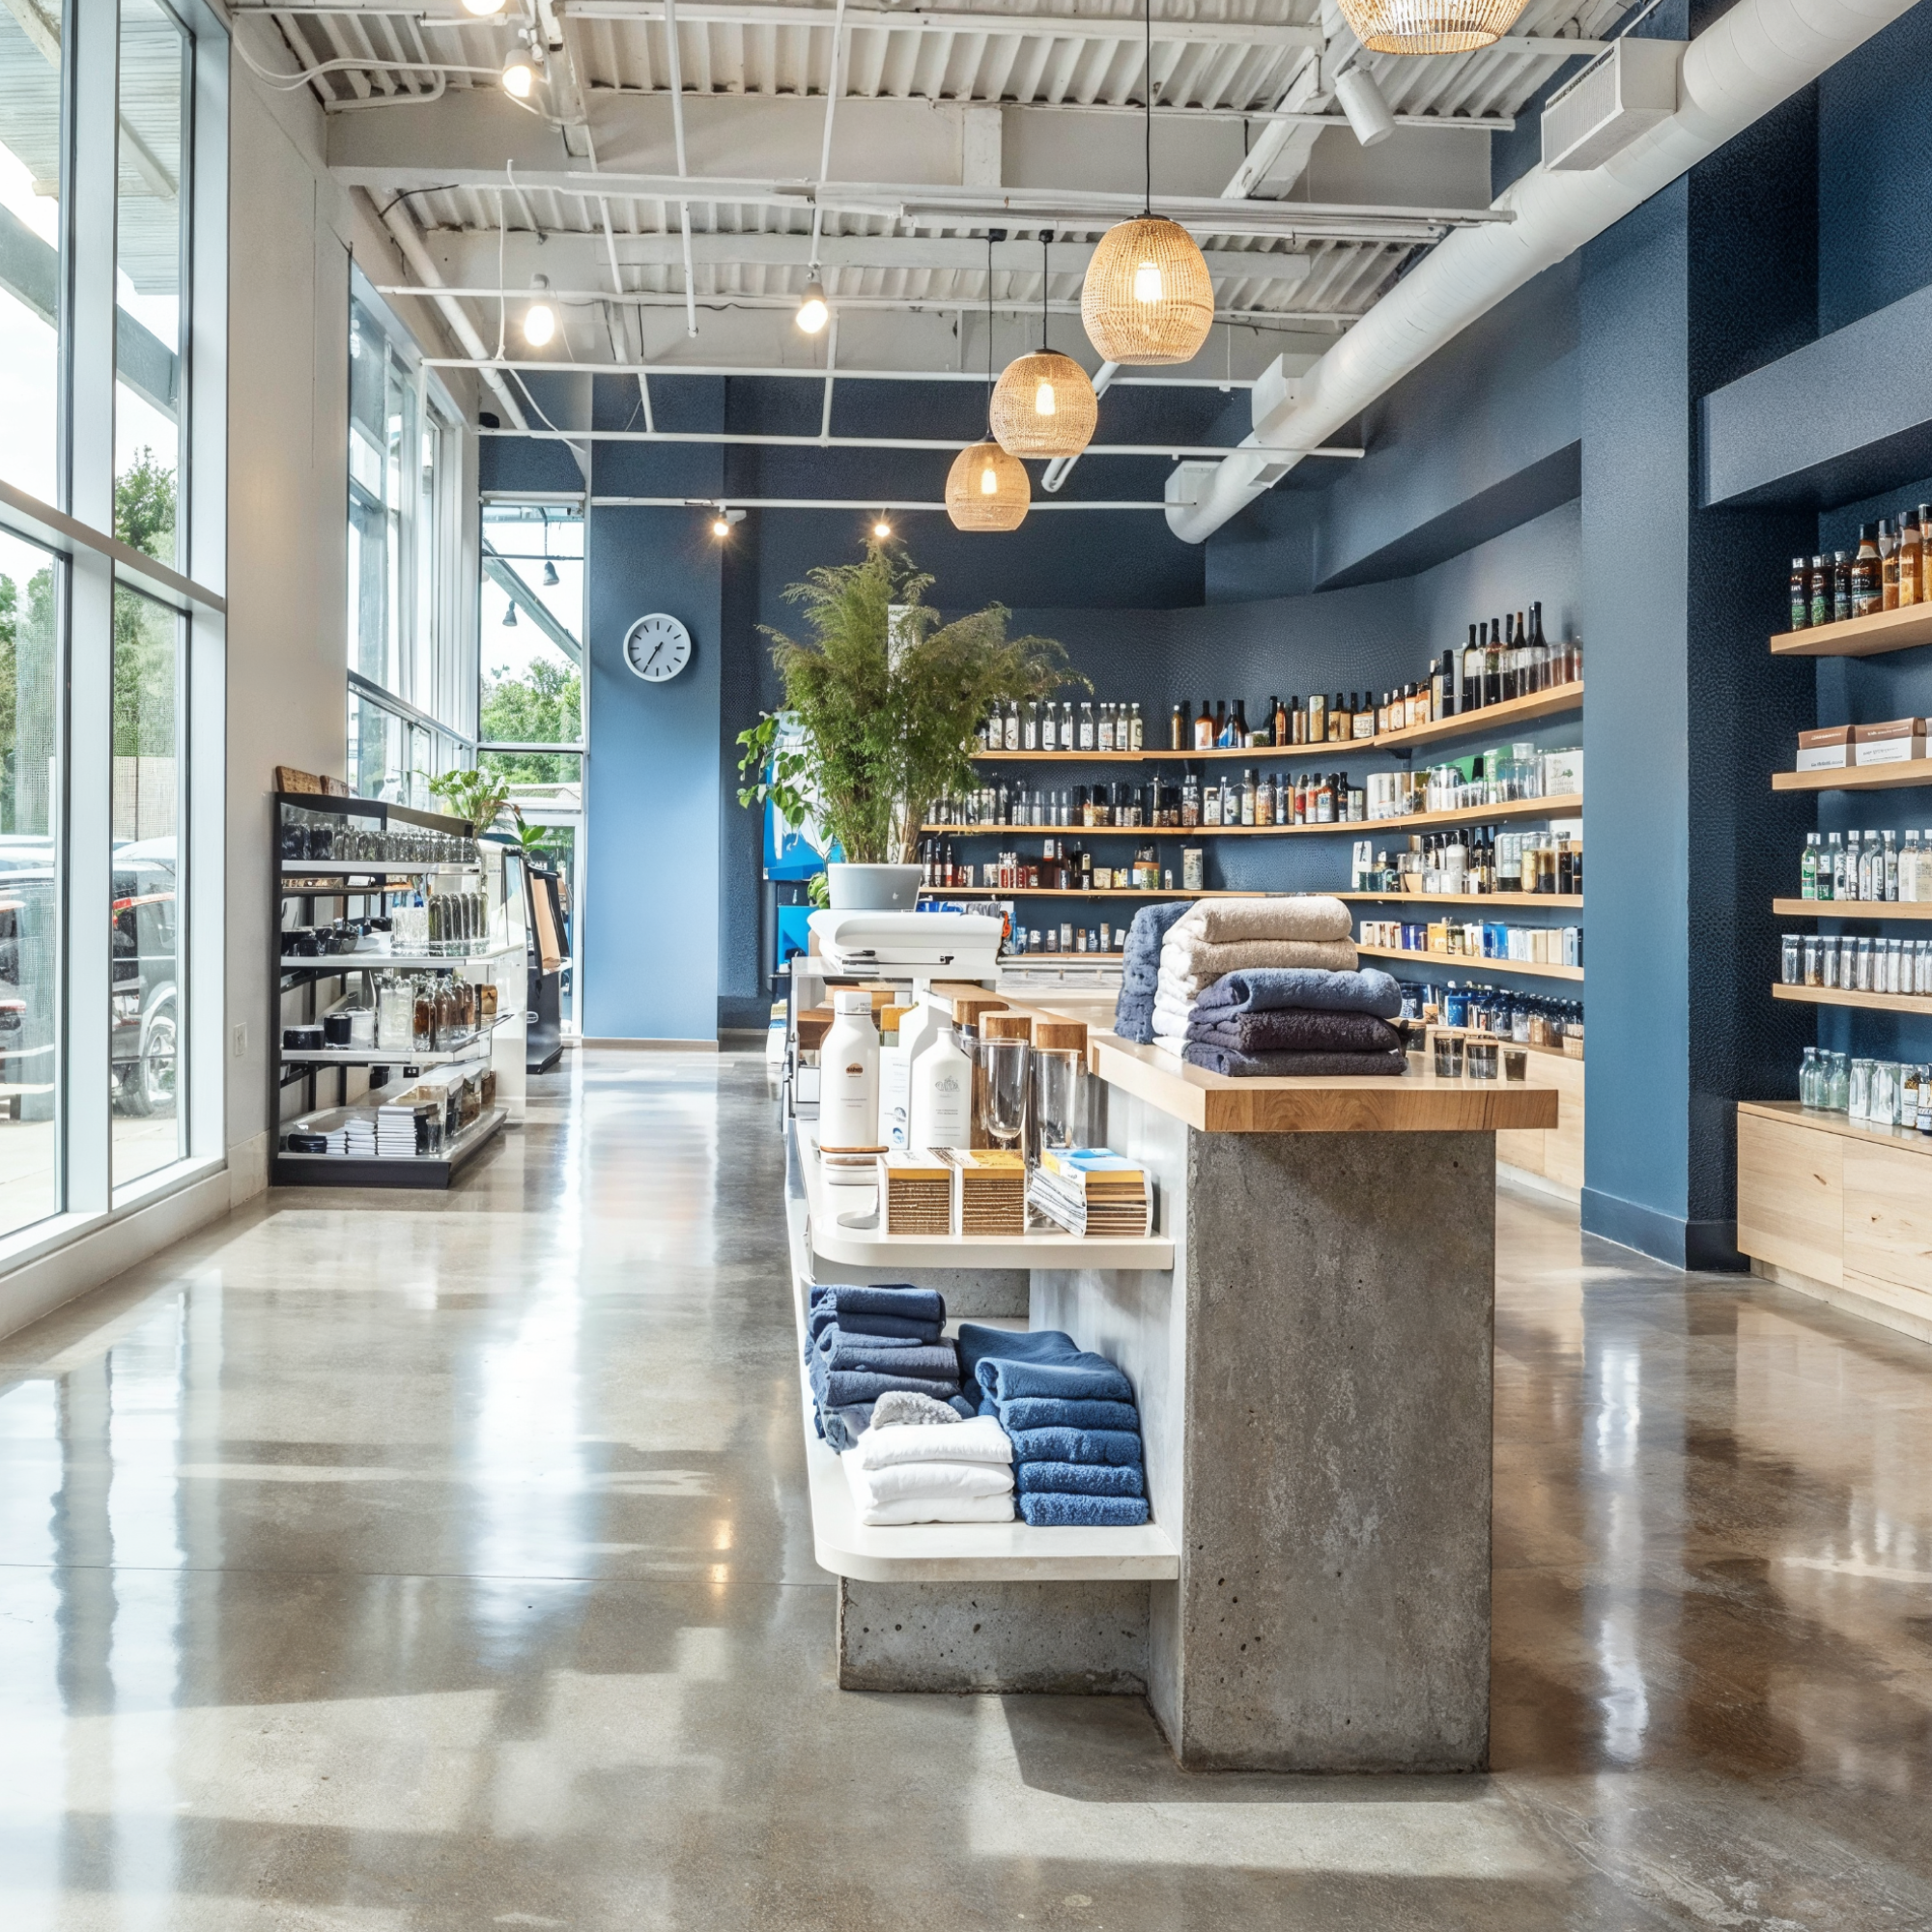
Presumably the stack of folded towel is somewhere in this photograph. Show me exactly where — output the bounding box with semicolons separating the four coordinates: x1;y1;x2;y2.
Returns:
1151;896;1359;1043
806;1284;975;1451
841;1393;1015;1524
1114;902;1196;1044
1182;964;1406;1077
959;1325;1150;1527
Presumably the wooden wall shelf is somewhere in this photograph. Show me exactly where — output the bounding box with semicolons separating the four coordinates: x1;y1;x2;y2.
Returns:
1770;605;1932;659
926;794;1583;840
1773;760;1932;793
1339;890;1582;908
1772;982;1932;1016
1773;898;1932;920
1356;945;1583;981
972;682;1584;766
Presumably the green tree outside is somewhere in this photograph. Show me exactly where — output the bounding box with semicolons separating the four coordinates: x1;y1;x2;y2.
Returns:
479;651;582;786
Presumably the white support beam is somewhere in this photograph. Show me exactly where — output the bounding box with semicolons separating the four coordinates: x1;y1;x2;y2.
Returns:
477;428;1365;456
428;356;1258;386
554;0;1325;52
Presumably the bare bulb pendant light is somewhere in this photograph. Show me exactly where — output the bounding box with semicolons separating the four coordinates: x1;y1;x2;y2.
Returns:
1335;0;1530;55
991;233;1097;460
1081;0;1214;366
948;232;1031;531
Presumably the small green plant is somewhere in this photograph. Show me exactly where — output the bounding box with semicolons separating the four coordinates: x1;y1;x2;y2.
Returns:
737;539;1078;866
427;766;518;834
805;869;830;909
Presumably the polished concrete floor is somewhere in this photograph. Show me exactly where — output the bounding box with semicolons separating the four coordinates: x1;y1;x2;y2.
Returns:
2;1050;1930;1929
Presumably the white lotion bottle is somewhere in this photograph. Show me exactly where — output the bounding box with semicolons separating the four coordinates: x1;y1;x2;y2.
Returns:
819;990;880;1155
908;1020;973;1151
875;1005;915;1150
891;995;944;1148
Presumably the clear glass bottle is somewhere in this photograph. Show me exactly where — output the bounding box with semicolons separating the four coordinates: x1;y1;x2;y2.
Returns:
1826;830;1845;900
1129;701;1145;752
1886;829;1900;901
1061;699;1075;750
1801;831;1821;899
1799;1045;1820;1108
1022;701;1038;752
1098;701;1116;753
1078;701;1096;751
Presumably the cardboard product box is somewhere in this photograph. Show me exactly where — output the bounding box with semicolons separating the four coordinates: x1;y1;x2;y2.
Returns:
1854;718;1928;765
1797;724;1854;771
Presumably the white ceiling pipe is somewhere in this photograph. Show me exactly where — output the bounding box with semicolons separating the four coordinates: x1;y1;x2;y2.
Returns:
1164;0;1920;544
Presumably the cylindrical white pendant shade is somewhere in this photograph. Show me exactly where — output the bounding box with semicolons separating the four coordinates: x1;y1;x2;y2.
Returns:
989;352;1098;458
1081;215;1215;367
945;441;1030;530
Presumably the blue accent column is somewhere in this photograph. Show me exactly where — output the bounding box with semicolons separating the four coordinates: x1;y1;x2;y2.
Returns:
583;383;726;1037
1580;97;1818;1269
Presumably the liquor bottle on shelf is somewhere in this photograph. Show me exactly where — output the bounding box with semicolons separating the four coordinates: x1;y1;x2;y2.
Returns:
1170;700;1188;751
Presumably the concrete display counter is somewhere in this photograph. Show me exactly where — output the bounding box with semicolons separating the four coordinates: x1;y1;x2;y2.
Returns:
786;1015;1557;1773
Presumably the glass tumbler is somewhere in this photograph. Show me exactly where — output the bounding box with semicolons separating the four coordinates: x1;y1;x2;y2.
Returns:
1433;1034;1463;1079
1030;1020;1094;1157
979;1014;1032;1154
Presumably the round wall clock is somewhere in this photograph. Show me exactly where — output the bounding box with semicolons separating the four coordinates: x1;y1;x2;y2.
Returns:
623;612;693;682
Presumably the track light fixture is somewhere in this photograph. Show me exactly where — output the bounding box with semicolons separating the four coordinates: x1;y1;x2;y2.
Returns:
872;518;893;540
462;0;506;14
522;274;556;348
502;601;519;628
795;278;830;335
501;50;538;98
1335;64;1397;148
710;505;747;539
542;559;560;586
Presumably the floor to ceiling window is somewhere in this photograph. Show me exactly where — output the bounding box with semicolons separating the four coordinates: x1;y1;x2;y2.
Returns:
478;499;584;1029
346;272;471;806
0;0;225;1242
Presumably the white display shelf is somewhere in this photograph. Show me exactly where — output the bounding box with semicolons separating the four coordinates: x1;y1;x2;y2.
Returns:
280;944;522;973
280;862;472;876
792;1120;1174;1272
279;1013;518;1066
781;1195;1179;1583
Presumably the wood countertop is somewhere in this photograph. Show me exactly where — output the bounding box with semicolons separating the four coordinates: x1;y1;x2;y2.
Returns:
928;980;1560;1134
1738;1098;1932;1158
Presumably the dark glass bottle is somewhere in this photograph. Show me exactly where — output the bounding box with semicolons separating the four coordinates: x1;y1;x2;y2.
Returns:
1170;700;1187;752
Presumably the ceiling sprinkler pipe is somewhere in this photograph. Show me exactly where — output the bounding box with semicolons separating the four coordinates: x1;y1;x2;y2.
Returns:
1165;0;1919;543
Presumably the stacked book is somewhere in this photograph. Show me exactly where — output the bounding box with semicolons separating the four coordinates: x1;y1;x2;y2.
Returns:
324;1113;378;1157
1028;1149;1154;1238
880;1151;952;1235
378;1095;439;1158
952;1149;1027;1236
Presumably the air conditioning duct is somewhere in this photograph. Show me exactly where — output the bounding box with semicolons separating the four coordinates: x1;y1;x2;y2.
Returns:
1542;38;1684;172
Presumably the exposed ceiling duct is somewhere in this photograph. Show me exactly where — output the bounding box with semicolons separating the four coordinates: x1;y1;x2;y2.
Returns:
1164;0;1920;545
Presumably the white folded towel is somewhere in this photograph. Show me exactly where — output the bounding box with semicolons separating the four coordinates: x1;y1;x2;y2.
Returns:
843;1452;1017;1524
1151;1002;1192;1037
1172;895;1352;946
1152;1032;1186;1057
853;1415;1012;1470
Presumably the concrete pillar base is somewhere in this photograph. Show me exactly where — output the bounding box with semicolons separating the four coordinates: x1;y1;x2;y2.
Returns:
837;1578;1150;1693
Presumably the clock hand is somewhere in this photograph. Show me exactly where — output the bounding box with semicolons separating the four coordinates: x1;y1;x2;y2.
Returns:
642;639;666;671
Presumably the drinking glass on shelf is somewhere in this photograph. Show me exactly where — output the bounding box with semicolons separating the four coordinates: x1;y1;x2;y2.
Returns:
980;1015;1032;1154
1828;1050;1850;1112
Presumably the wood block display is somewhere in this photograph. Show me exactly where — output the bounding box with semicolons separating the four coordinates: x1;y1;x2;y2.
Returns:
1842;1141;1932;1312
1737;1109;1843;1287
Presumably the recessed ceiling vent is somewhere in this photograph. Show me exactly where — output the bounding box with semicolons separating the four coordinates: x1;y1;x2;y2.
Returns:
1542;38;1684;172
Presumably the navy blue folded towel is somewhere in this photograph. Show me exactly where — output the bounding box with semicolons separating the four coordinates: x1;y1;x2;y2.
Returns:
1018;1492;1151;1527
810;1283;946;1324
812;1332;960;1380
956;1323;1078;1383
809;1359;961;1409
819;1402;873;1452
977;1353;1135;1406
1015;1460;1144;1498
807;1306;942;1346
1007;1425;1144;1466
1113;995;1156;1046
1182;1043;1407;1079
1185;1008;1402;1056
1190;966;1403;1020
996;1395;1142;1434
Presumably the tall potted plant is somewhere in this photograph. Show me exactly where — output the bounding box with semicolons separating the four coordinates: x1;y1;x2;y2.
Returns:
738;540;1078;908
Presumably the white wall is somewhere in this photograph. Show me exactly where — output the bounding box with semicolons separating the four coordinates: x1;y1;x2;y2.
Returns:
223;69;478;1198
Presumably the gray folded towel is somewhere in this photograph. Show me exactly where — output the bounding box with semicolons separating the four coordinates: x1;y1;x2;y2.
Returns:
871;1390;964;1428
1181;1043;1408;1078
1186;1009;1403;1055
1191;966;1404;1019
1172;895;1352;945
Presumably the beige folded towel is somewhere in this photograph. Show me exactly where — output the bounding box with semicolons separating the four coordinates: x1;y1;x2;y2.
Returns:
1159;936;1360;994
1174;895;1351;946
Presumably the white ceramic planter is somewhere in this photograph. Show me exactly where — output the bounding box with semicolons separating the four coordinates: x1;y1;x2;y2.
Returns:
826;863;923;911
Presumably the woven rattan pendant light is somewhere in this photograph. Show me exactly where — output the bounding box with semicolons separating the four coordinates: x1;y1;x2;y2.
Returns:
948;233;1031;530
1081;0;1214;366
1335;0;1529;54
991;234;1098;459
